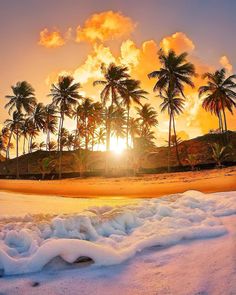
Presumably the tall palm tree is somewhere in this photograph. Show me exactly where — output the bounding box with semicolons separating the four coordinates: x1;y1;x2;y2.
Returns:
198;68;236;135
121;79;148;149
160;88;185;168
148;49;196;96
5;81;36;114
50;76;81;178
93;63;130;151
5;111;24;178
148;49;195;171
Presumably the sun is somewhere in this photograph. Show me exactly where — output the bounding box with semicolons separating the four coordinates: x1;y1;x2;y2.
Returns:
110;137;126;154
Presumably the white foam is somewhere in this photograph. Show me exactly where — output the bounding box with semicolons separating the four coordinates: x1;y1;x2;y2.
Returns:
0;190;236;275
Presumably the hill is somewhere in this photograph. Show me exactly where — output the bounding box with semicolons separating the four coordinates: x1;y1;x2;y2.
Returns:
0;131;235;179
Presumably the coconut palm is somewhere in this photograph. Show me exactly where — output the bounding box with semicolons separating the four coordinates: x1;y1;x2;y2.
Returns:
4;111;24;178
93;63;130;151
20;118;31;154
29;103;46;149
148;49;196;96
121;79;148;148
44;104;58;150
160;88;185;168
136;103;158;133
5;81;36;115
95;128;106;150
198;68;236;134
111;106;126;143
128;117;140;148
49;75;81;178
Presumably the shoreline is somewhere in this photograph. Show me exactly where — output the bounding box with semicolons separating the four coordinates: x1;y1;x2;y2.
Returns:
0;166;235;198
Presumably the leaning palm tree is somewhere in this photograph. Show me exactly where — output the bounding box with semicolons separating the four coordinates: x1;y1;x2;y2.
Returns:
148;49;196;96
49;76;81;178
5;81;36;114
160;88;185;168
198;68;236;135
121;79;148;148
93;63;130;151
4;111;24;178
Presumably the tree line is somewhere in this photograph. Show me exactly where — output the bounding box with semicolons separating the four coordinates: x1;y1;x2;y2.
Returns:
0;49;236;178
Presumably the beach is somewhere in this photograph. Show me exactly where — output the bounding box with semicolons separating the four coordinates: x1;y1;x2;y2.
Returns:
0;166;235;198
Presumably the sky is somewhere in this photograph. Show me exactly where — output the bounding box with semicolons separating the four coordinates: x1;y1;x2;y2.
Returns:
0;0;235;144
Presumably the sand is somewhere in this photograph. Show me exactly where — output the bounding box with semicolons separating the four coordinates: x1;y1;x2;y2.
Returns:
0;166;235;198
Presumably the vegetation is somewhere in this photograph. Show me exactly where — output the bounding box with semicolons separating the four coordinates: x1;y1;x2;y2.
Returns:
0;49;236;178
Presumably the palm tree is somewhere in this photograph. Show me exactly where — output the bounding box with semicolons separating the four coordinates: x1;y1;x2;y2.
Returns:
29;103;46;150
66;134;75;151
160;88;185;168
26;119;39;153
95;128;106;150
148;49;196;96
111;106;126;143
1;127;13;159
93;63;130;151
50;76;81;178
121;79;148;148
39;141;46;151
128;117;140;148
20;118;31;154
48;141;57;151
198;68;236;135
5;111;24;178
44;104;58;151
210;143;231;167
136;103;158;134
5;81;36;114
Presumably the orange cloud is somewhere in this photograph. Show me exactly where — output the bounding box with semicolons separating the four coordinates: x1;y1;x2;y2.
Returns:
160;32;195;53
38;28;71;48
76;11;135;43
219;55;233;73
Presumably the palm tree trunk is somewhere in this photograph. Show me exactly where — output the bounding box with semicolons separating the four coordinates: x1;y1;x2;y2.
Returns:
6;130;13;159
57;117;62;151
16;128;19;179
74;115;79;150
126;106;130;149
172;115;182;166
168;112;172;173
59;113;64;179
23;136;26;155
221;100;228;142
218;111;223;132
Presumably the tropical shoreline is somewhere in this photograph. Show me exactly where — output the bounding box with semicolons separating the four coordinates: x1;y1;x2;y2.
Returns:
0;166;235;198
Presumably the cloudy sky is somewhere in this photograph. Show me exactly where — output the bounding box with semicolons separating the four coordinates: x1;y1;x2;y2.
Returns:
0;0;235;142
